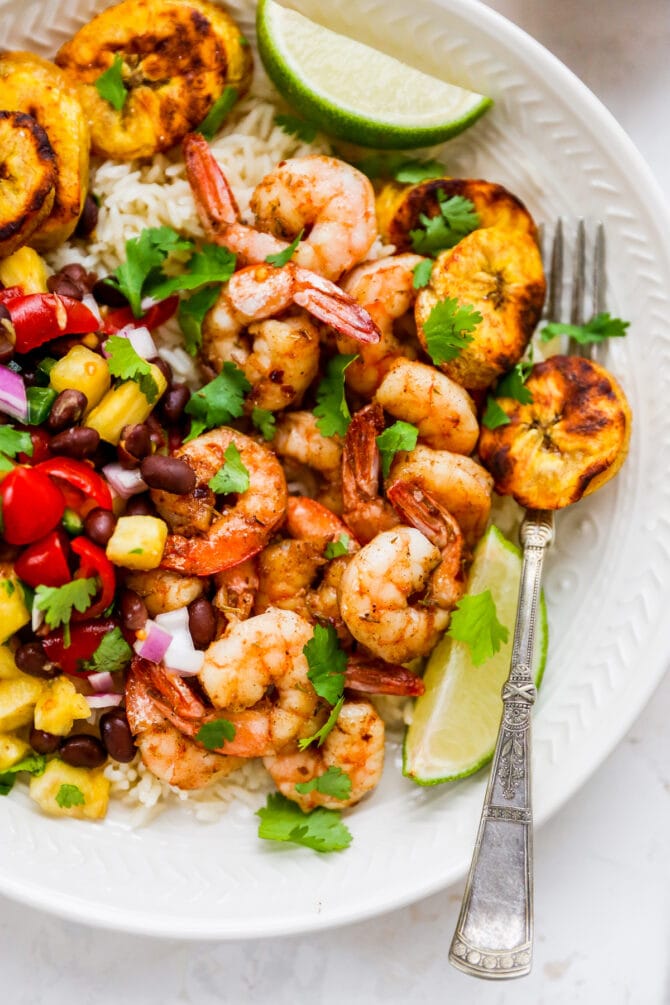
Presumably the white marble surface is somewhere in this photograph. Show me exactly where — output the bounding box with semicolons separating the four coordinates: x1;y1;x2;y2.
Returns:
2;1;670;1001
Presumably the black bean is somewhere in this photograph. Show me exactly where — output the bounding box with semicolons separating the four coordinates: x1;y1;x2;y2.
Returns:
15;642;60;679
74;193;99;238
120;423;152;461
188;597;217;650
47;274;84;300
61;263;98;297
60;734;106;769
0;331;14;364
47;388;88;431
140;455;196;494
161;384;190;424
149;356;172;388
100;709;136;763
124;493;155;517
29;728;62;755
92;278;128;308
49;426;100;459
120;589;147;631
84;507;117;547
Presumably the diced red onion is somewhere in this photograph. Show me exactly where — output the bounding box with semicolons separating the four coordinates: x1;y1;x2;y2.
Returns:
123;325;157;360
82;294;102;325
87;670;115;692
31;601;44;633
0;364;27;422
102;462;147;499
86;693;123;710
134;619;172;664
155;607;205;676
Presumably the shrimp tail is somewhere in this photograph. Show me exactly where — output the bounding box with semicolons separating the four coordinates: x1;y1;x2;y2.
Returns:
342;403;385;506
345;656;425;696
387;479;462;551
183;132;240;234
293;274;381;344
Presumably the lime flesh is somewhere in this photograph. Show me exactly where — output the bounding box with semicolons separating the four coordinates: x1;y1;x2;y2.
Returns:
403;525;548;785
257;0;492;149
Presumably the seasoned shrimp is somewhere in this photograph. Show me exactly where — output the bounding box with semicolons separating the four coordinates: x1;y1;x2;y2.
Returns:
124;568;205;618
264;700;385;810
184;133;378;280
212;559;258;624
274;411;343;513
375;358;479;455
387;445;492;547
338;527;455;663
342;403;400;544
254;539;325;619
154;427;287;577
337;254;425;396
285;496;354;549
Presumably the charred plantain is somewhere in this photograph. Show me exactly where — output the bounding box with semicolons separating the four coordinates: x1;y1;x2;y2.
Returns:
0;111;56;259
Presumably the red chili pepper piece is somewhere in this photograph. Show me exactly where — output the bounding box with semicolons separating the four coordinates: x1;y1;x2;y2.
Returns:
36;458;113;511
8;293;99;354
42;617;119;677
0;466;65;545
70;536;116;620
0;286;25;305
14;530;72;588
103;296;178;334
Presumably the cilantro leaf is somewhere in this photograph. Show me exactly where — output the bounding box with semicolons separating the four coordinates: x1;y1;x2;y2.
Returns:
265;228;304;267
208;443;250;494
295;765;352;800
184;363;251;440
496;360;534;404
56;784;85;809
410;194;480;256
324;533;350;559
195;718;236;750
146;244;236;301
481;397;511;430
94;54;127;111
303;624;347;705
314;354;357;437
298;696;345;751
422;297;481;364
105;335;159;404
106;226;193;317
35;579;98;641
197;86;238;141
0;754;46;796
376;420;419;478
251;407;276;442
80;627;132;674
257;792;352;853
447;590;509;667
0;425;33;462
274;114;318;142
540;312;630;344
178;284;221;356
353;153;446;183
412;259;433;289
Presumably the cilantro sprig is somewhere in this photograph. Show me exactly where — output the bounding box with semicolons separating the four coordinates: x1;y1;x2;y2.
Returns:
295;766;352;801
353;153;446;184
540;312;629;345
56;784;85;809
376;421;419;478
251;407;276;442
274;114;318;142
265;228;304;267
0;425;33;472
35;579;98;646
303;624;347;706
0;754;46;796
447;590;509;667
324;534;350;559
313;354;357;437
422;297;482;365
482;358;534;431
80;627;132;675
257;792;352;853
105;335;159;403
184;363;251;441
94;53;127;111
208;443;250;495
195;719;236;750
410;193;480;257
412;259;433;290
178;285;221;356
298;697;345;751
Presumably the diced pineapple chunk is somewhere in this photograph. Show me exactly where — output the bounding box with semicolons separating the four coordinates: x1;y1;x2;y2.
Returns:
50;345;111;412
0;246;48;293
85;366;167;444
0;676;45;731
33;677;90;735
0;733;31;771
106;515;168;570
29;760;110;820
0;575;30;644
0;646;22;680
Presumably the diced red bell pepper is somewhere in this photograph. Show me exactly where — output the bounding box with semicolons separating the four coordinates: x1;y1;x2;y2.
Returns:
70;536;116;620
0;286;25;305
36;458;113;512
0;466;65;544
103;296;178;334
7;293;100;354
14;529;72;588
42;617;119;677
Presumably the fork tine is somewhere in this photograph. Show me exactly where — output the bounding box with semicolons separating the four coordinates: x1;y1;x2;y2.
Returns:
592;222;606;315
546;218;563;323
568;219;586;356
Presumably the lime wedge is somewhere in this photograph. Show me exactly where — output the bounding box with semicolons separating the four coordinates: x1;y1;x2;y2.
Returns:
403;525;548;785
257;0;492;149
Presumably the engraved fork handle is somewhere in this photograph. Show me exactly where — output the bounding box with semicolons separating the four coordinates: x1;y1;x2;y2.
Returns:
449;509;554;980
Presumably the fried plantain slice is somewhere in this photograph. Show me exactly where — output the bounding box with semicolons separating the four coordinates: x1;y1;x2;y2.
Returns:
56;0;253;161
0;52;89;251
478;354;632;509
376;177;539;251
0;111;56;259
415;227;546;391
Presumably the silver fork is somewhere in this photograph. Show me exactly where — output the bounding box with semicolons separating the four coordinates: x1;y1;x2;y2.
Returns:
448;220;604;980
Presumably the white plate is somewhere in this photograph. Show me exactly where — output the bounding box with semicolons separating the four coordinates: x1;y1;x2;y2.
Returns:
1;0;669;940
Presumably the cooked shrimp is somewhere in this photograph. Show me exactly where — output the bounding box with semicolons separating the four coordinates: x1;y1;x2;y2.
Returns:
254;539;325;619
264;699;385;810
212;559;258;624
285;496;355;549
274;411;343;513
154;427;287;577
342;403;400;544
387;445;493;547
184;134;378;281
338;527;454;663
375;358;479;454
124;568;205;618
337;254;424;396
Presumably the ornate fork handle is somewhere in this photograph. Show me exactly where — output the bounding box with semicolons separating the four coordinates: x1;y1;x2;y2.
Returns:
449;510;554;979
